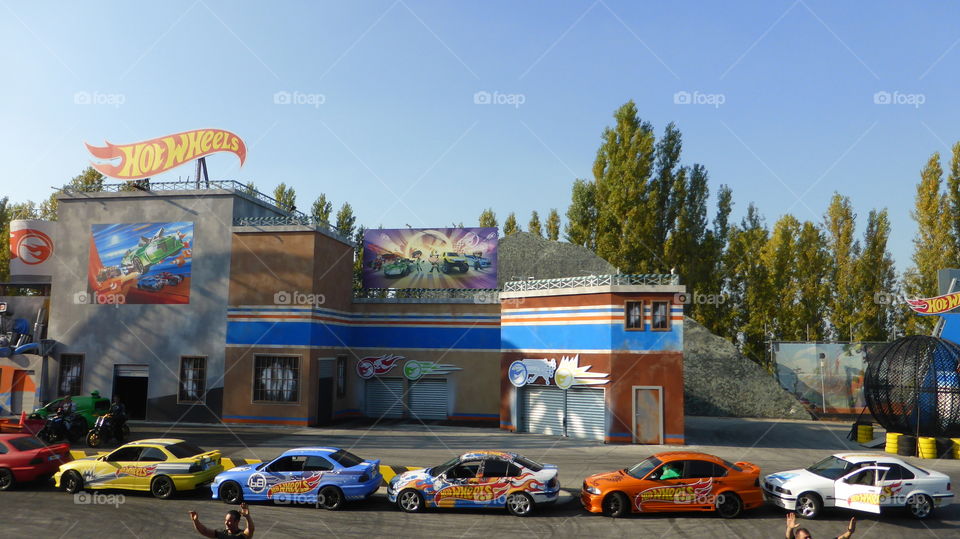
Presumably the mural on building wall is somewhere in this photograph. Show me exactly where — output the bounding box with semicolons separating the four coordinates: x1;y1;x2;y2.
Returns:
361;228;498;289
508;355;609;389
87;222;193;305
356;354;463;381
773;342;884;414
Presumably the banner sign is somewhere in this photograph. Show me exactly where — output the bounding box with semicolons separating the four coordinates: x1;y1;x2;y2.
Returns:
906;292;960;315
361;227;498;289
509;355;608;389
86;128;246;180
9;220;55;278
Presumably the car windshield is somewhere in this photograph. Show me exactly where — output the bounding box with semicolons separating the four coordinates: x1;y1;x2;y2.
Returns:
626;457;662;479
166;442;207;459
10;436;45;451
429;455;462;476
806;455;855;480
329;449;365;468
514;455;544;472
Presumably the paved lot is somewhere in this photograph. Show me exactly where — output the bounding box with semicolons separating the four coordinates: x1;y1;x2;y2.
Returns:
3;417;958;538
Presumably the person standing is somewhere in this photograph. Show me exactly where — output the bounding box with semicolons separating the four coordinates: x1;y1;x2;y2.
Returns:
189;503;254;538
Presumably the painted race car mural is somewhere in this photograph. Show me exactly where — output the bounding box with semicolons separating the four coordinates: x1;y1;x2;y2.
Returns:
387;451;559;516
87;222;193;304
362;228;498;289
211;447;381;510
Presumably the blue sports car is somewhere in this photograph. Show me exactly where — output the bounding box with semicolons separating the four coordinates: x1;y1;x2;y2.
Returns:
211;447;381;510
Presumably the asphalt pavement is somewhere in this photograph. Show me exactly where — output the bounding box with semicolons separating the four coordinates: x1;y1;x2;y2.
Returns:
3;416;959;538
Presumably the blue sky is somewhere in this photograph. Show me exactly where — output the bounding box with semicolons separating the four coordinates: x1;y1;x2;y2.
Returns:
3;1;959;271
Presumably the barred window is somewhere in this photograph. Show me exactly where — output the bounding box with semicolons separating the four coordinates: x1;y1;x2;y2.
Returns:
625;301;644;330
178;356;206;403
652;301;670;330
254;355;300;403
58;354;83;397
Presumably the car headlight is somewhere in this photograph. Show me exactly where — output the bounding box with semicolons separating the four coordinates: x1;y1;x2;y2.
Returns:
584;485;601;495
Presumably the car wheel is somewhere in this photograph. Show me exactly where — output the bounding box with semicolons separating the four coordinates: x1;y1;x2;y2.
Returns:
907;494;934;519
715;491;743;518
151;475;175;499
86;430;102;448
318;486;343;510
0;468;15;491
398;489;424;513
795;492;822;519
506;492;534;517
603;491;628;518
219;481;243;505
63;471;83;494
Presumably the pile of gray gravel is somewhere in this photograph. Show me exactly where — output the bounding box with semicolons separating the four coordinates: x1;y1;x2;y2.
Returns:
684;317;812;419
497;232;616;287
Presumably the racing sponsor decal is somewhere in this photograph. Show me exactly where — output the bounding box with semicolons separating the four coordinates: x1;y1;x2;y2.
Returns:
510;355;609;388
848;492;881;505
634;478;714;510
115;464;159;478
86;128;246;180
266;473;324;498
10;226;53;265
357;354;404;379
906;291;960;314
403;360;462;380
435;483;510;505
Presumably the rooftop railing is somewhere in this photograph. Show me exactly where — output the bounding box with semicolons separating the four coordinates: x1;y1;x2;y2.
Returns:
502;273;679;292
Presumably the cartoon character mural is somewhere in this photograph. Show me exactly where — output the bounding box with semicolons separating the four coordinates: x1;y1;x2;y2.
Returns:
362;228;498;289
87;222;193;305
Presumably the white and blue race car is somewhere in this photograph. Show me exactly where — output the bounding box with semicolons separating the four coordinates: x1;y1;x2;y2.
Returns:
211;447;381;510
762;452;953;520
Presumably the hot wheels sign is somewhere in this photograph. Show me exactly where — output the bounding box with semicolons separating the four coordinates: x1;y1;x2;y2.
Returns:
9;220;55;278
86;128;246;180
115;464;158;478
266;473;324;498
906;291;960;314
357;354;404;379
634;478;713;509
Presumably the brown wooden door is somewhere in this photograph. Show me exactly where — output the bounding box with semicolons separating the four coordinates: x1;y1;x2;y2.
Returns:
633;387;662;444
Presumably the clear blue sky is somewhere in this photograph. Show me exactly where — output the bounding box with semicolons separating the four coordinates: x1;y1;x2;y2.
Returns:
2;1;959;271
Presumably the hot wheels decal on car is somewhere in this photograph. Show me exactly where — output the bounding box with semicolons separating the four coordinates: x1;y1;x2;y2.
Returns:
635;478;714;510
115;464;159;478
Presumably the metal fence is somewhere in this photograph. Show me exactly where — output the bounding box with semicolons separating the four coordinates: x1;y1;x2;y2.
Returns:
502;273;679;292
354;288;500;302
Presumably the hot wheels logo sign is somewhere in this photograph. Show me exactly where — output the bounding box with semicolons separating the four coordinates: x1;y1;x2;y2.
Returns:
635;478;713;509
357;354;404;379
115;464;158;478
906;292;960;314
86;128;246;180
266;473;324;498
10;228;53;265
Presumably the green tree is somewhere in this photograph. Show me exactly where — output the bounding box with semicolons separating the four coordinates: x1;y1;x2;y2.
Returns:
824;193;860;340
503;212;520;235
904;153;953;334
311;193;333;224
651;122;684;250
353;225;366;293
0;197;9;281
693;184;733;335
273;182;297;212
479;208;497;228
528;211;542;238
335;202;356;239
793;220;830;341
854;209;898;341
545;209;561;241
564;178;596;249
243;182;258;195
41;166;106;221
724;204;771;368
947;142;960;263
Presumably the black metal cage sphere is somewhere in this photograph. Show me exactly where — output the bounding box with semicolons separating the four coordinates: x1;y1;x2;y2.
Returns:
865;335;960;437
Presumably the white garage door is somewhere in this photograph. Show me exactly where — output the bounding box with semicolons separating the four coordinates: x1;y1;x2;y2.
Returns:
521;386;564;436
409;378;448;420
565;387;606;441
365;378;404;419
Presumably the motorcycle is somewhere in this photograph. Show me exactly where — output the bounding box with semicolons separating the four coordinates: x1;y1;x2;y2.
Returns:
85;413;126;448
37;413;86;444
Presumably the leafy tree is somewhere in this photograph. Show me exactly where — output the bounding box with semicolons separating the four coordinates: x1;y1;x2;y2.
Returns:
0;197;9;281
793;220;830;341
273;182;297;212
243;181;258;195
564;178;596;249
353;225;366;293
41;166;106;220
948;142;960;263
311;193;333;224
694;184;733;335
724;204;771;368
479;208;497;228
335;202;356;239
528;211;542;238
545;209;561;241
824;193;860;340
854;209;898;341
651;122;684;250
503;212;520;235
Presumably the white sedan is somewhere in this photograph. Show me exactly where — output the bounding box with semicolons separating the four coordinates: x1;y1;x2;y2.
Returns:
762;453;953;520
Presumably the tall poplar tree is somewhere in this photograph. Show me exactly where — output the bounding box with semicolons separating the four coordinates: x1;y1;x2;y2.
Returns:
503;213;520;235
528;211;542;237
854;209;898;341
311;193;333;224
479;208;497;228
564;179;596;249
545;209;561;241
824;193;860;340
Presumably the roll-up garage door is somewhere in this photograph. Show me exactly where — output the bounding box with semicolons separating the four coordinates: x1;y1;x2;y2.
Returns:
409;378;448;420
565;387;606;441
365;378;404;419
521;386;564;436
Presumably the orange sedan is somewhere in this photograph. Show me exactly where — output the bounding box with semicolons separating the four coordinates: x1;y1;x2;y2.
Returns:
581;451;764;518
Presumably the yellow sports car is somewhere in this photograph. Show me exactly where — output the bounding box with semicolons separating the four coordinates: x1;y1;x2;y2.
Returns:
54;438;223;499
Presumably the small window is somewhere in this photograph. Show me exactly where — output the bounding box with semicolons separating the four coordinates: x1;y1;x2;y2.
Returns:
882;464;914;480
166;442;206;459
481;459;510;478
108;447;143;462
268;455;306;473
625;301;644;330
514;455;544;472
652;301;670;330
178;356;206;403
58;354;83;397
846;469;876;486
139;447;167;462
9;437;43;452
684;460;728;478
450;460;482;479
304;456;334;472
329;449;364;468
253;355;300;403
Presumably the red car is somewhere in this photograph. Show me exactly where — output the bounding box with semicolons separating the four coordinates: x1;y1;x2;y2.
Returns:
0;434;72;490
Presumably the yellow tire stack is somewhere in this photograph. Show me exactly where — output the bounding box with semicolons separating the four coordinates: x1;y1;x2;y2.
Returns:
885;432;901;453
856;423;874;444
917;436;938;459
953;438;960;459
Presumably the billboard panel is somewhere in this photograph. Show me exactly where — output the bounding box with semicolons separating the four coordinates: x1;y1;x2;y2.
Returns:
87;222;193;304
362;228;498;289
9;220;56;279
773;342;885;414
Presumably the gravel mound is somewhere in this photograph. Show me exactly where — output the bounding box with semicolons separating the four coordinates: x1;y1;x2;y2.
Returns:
497;232;616;287
684;317;812;419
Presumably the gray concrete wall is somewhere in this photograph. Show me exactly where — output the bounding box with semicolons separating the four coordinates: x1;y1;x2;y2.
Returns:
47;189;283;422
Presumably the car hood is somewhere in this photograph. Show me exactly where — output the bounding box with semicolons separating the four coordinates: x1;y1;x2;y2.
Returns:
391;468;432;486
764;468;833;490
584;469;632;488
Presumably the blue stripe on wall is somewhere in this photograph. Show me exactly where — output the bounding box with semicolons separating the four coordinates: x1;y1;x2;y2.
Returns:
227;321;501;350
501;323;681;352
